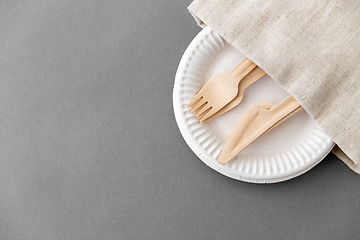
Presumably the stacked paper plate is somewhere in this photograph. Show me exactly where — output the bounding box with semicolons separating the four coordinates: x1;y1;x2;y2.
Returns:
173;27;334;183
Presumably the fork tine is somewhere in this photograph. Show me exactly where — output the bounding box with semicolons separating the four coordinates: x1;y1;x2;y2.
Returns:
199;107;218;123
195;104;212;118
191;98;207;113
193;102;208;115
196;107;212;119
187;95;202;108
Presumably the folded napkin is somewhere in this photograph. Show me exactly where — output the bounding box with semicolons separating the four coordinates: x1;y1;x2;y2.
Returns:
188;0;360;174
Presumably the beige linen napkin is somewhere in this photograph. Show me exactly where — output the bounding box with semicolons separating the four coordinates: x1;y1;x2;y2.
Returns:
188;0;360;174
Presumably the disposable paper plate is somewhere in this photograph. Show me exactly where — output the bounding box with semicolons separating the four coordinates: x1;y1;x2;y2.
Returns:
173;27;334;183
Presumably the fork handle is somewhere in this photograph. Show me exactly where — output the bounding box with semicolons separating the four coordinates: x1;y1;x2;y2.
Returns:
231;58;257;80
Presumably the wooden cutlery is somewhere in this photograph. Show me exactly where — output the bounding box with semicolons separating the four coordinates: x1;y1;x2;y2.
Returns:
188;58;302;164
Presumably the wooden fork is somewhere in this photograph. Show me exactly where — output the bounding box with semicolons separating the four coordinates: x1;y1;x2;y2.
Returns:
202;66;266;123
187;58;264;123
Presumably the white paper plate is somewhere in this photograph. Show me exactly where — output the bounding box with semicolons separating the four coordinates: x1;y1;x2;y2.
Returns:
173;27;334;183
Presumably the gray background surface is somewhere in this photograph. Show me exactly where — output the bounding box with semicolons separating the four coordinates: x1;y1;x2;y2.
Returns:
0;0;359;239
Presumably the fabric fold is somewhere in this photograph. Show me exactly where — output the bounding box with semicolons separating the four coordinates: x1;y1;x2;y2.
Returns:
188;0;360;174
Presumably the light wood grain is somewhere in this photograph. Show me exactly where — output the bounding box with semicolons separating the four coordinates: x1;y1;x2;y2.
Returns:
187;58;261;123
218;96;303;164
